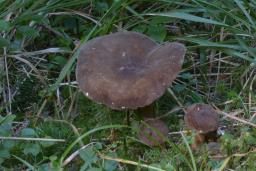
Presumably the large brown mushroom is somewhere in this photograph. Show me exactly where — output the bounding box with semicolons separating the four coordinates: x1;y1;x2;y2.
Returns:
76;31;186;109
76;31;186;146
184;103;219;149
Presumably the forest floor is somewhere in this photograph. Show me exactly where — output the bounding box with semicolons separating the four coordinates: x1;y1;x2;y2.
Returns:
1;0;256;170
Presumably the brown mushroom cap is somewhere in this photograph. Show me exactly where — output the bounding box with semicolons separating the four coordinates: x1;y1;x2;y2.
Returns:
76;31;186;109
138;118;169;146
184;103;219;133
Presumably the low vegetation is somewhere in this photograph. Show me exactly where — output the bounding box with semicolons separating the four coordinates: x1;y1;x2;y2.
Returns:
0;0;256;170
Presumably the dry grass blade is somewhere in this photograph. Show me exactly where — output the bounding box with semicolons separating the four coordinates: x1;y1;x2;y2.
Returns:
167;88;186;113
155;106;182;119
98;152;165;171
33;99;48;126
211;148;256;159
217;157;231;171
62;142;97;166
63;145;167;171
232;148;256;157
213;105;256;128
3;46;12;114
10;48;71;57
249;74;256;117
0;136;65;142
9;55;46;84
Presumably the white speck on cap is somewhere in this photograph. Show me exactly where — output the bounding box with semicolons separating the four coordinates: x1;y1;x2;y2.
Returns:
119;66;125;71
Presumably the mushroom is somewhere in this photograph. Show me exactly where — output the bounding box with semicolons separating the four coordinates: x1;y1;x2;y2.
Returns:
76;31;186;110
138;118;169;146
76;31;186;145
184;103;219;149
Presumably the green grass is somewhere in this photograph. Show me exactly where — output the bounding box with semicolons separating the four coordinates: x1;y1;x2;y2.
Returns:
1;0;256;170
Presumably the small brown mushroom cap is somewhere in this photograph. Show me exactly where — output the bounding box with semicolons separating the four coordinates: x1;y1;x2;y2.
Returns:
184;103;219;133
138;118;169;146
76;31;186;109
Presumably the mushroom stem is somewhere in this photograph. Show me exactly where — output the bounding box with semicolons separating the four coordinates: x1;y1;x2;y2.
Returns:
203;130;219;143
191;133;205;150
126;110;131;126
192;130;219;150
136;103;155;119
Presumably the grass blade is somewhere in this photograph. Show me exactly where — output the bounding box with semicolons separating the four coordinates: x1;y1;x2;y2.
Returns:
146;12;228;26
60;124;129;166
234;0;256;29
12;155;35;171
49;0;124;92
181;132;197;171
98;153;165;171
218;157;231;171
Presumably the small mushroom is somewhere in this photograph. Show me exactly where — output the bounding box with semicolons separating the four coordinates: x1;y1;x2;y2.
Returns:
184;103;219;149
76;31;186;110
138;118;169;146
